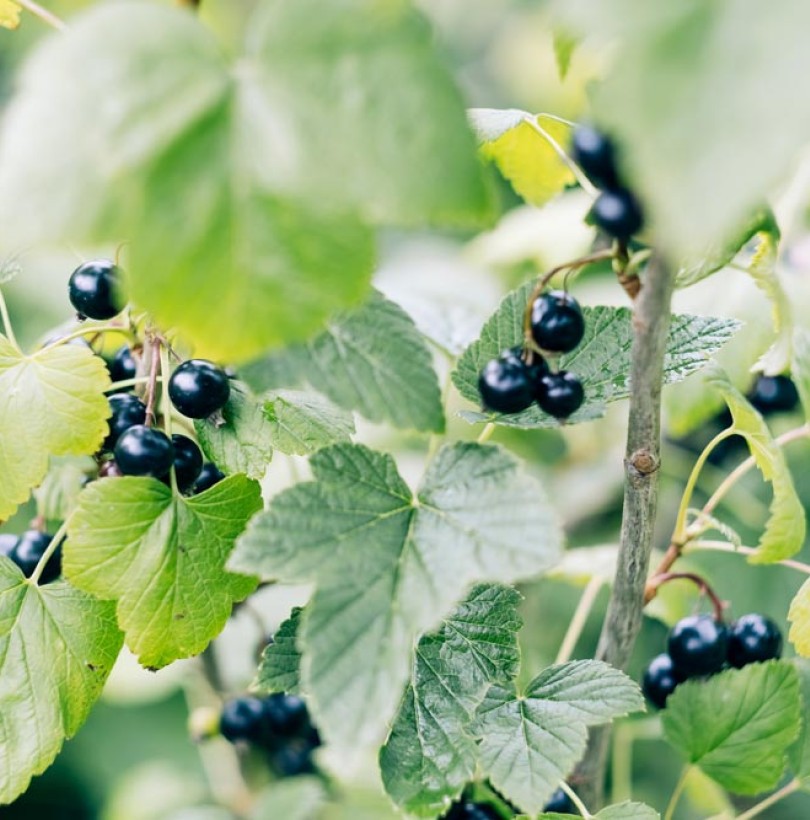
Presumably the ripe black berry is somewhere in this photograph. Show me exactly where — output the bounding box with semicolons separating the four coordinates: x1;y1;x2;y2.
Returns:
667;614;728;678
749;375;799;415
443;801;500;820
68;259;126;320
193;463;225;494
543;787;576;814
530;290;585;353
108;345;138;384
220;696;267;743
642;653;682;709
269;742;317;777
591;189;644;241
263;694;309;737
571;125;620;190
0;533;18;558
105;393;147;450
168;359;231;419
728;613;783;668
478;349;535;414
171;434;203;492
536;371;584;418
9;531;60;583
114;425;175;478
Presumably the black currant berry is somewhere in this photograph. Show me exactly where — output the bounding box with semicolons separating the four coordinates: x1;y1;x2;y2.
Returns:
269;742;317;777
571;125;620;190
108;345;138;384
114;425;175;478
168;359;231;419
99;460;123;479
105;393;147;450
443;801;500;820
263;693;310;738
193;463;225;494
642;653;682;709
478;349;534;414
68;259;126;320
220;696;267;743
0;533;18;558
667;614;728;678
727;613;783;668
591;189;644;241
536;371;584;418
543;787;576;814
170;435;204;492
9;531;60;583
749;375;799;415
530;290;585;353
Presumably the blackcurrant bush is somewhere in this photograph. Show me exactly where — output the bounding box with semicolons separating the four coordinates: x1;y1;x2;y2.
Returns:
170;434;203;492
571;125;620;190
104;393;147;450
667;614;728;678
536;371;584;418
168;359;231;419
591;189;644;241
193;463;225;494
9;531;60;583
114;425;175;478
220;696;267;743
0;533;18;558
641;653;682;709
68;259;126;320
727;613;783;668
108;345;138;384
263;693;310;737
478;349;534;414
543;787;576;814
529;290;585;353
749;375;799;415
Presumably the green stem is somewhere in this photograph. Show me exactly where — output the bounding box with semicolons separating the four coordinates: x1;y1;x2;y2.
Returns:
0;288;19;351
107;376;150;392
40;323;127;352
523;116;598;198
28;519;69;586
610;723;633;805
560;781;592;818
160;345;177;494
686;540;810;575
663;767;690;820
555;576;603;664
16;0;67;30
734;778;800;820
477;422;496;444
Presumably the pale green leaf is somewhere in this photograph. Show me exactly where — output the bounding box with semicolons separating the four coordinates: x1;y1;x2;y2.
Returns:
251;777;325;820
708;367;805;562
65;475;261;668
380;584;522;816
256;607;303;695
596;803;659;820
787;659;810;783
0;0;21;30
265;390;354;456
474;660;644;814
791;328;810;422
662;661;800;794
453;283;741;428
0;335;110;519
34;455;96;522
229;443;562;758
789;579;810;659
548;545;619;585
0;565;122;804
553;31;579;80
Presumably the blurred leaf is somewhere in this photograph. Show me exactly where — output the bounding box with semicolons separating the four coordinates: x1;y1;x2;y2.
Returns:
792;329;810;422
256;606;303;695
229;443;562;760
0;565;122;804
708;367;805;562
265;390;354;456
65;475;261;668
251;777;325;820
0;0;20;30
553;31;579;80
789;582;810;660
34;455;96;521
548;544;619;585
662;661;800;794
788;659;810;784
0;254;22;284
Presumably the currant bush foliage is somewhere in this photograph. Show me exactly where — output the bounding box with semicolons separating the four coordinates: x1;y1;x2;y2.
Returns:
257;607;304;696
540;802;658;820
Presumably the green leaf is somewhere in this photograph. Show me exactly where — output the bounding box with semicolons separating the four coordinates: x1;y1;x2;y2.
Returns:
65;474;261;669
788;659;810;783
251;777;325;820
553;31;579;80
0;566;122;804
789;580;810;660
707;367;805;562
469;109;575;206
453;283;741;428
229;442;562;758
540;803;660;820
265;390;354;456
34;455;96;521
474;660;644;814
662;661;800;795
256;607;303;695
0;336;110;520
380;584;522;816
791;329;810;423
245;292;445;433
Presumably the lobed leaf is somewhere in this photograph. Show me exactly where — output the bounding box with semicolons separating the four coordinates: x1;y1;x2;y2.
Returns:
256;607;303;695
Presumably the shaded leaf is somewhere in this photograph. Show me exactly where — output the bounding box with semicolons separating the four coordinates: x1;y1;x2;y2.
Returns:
256;607;303;695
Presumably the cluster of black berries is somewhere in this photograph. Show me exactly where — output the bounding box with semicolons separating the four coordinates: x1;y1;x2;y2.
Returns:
220;693;321;777
642;612;783;709
0;531;60;583
571;126;644;242
442;785;574;819
478;292;586;420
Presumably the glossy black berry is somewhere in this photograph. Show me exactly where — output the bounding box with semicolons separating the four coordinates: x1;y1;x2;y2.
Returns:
571;125;620;190
543;787;576;814
68;259;126;320
591;189;644;241
667;614;729;678
263;693;310;738
728;613;783;668
0;533;18;558
530;290;585;353
105;393;147;450
168;359;231;419
9;531;60;583
114;425;175;478
642;653;682;709
269;742;317;777
170;434;203;492
443;801;500;820
749;375;799;415
478;349;534;414
108;345;138;384
220;696;267;743
536;371;584;418
193;463;225;494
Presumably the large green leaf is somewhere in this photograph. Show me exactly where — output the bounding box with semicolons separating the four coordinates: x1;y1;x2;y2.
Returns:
474;660;644;814
707;368;805;563
662;661;800;795
65;475;261;668
229;442;562;758
0;335;110;519
0;1;490;361
256;606;303;695
380;584;522;816
453;283;740;428
551;0;810;258
264;390;354;456
0;565;123;804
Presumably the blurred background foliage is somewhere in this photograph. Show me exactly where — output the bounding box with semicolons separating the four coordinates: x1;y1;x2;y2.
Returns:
2;0;810;818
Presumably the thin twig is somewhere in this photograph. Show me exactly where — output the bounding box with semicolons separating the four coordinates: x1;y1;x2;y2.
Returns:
28;519;68;585
686;540;810;575
645;571;726;621
560;781;592;818
143;338;161;427
0;289;19;351
733;778;801;820
16;0;66;30
555;577;604;664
